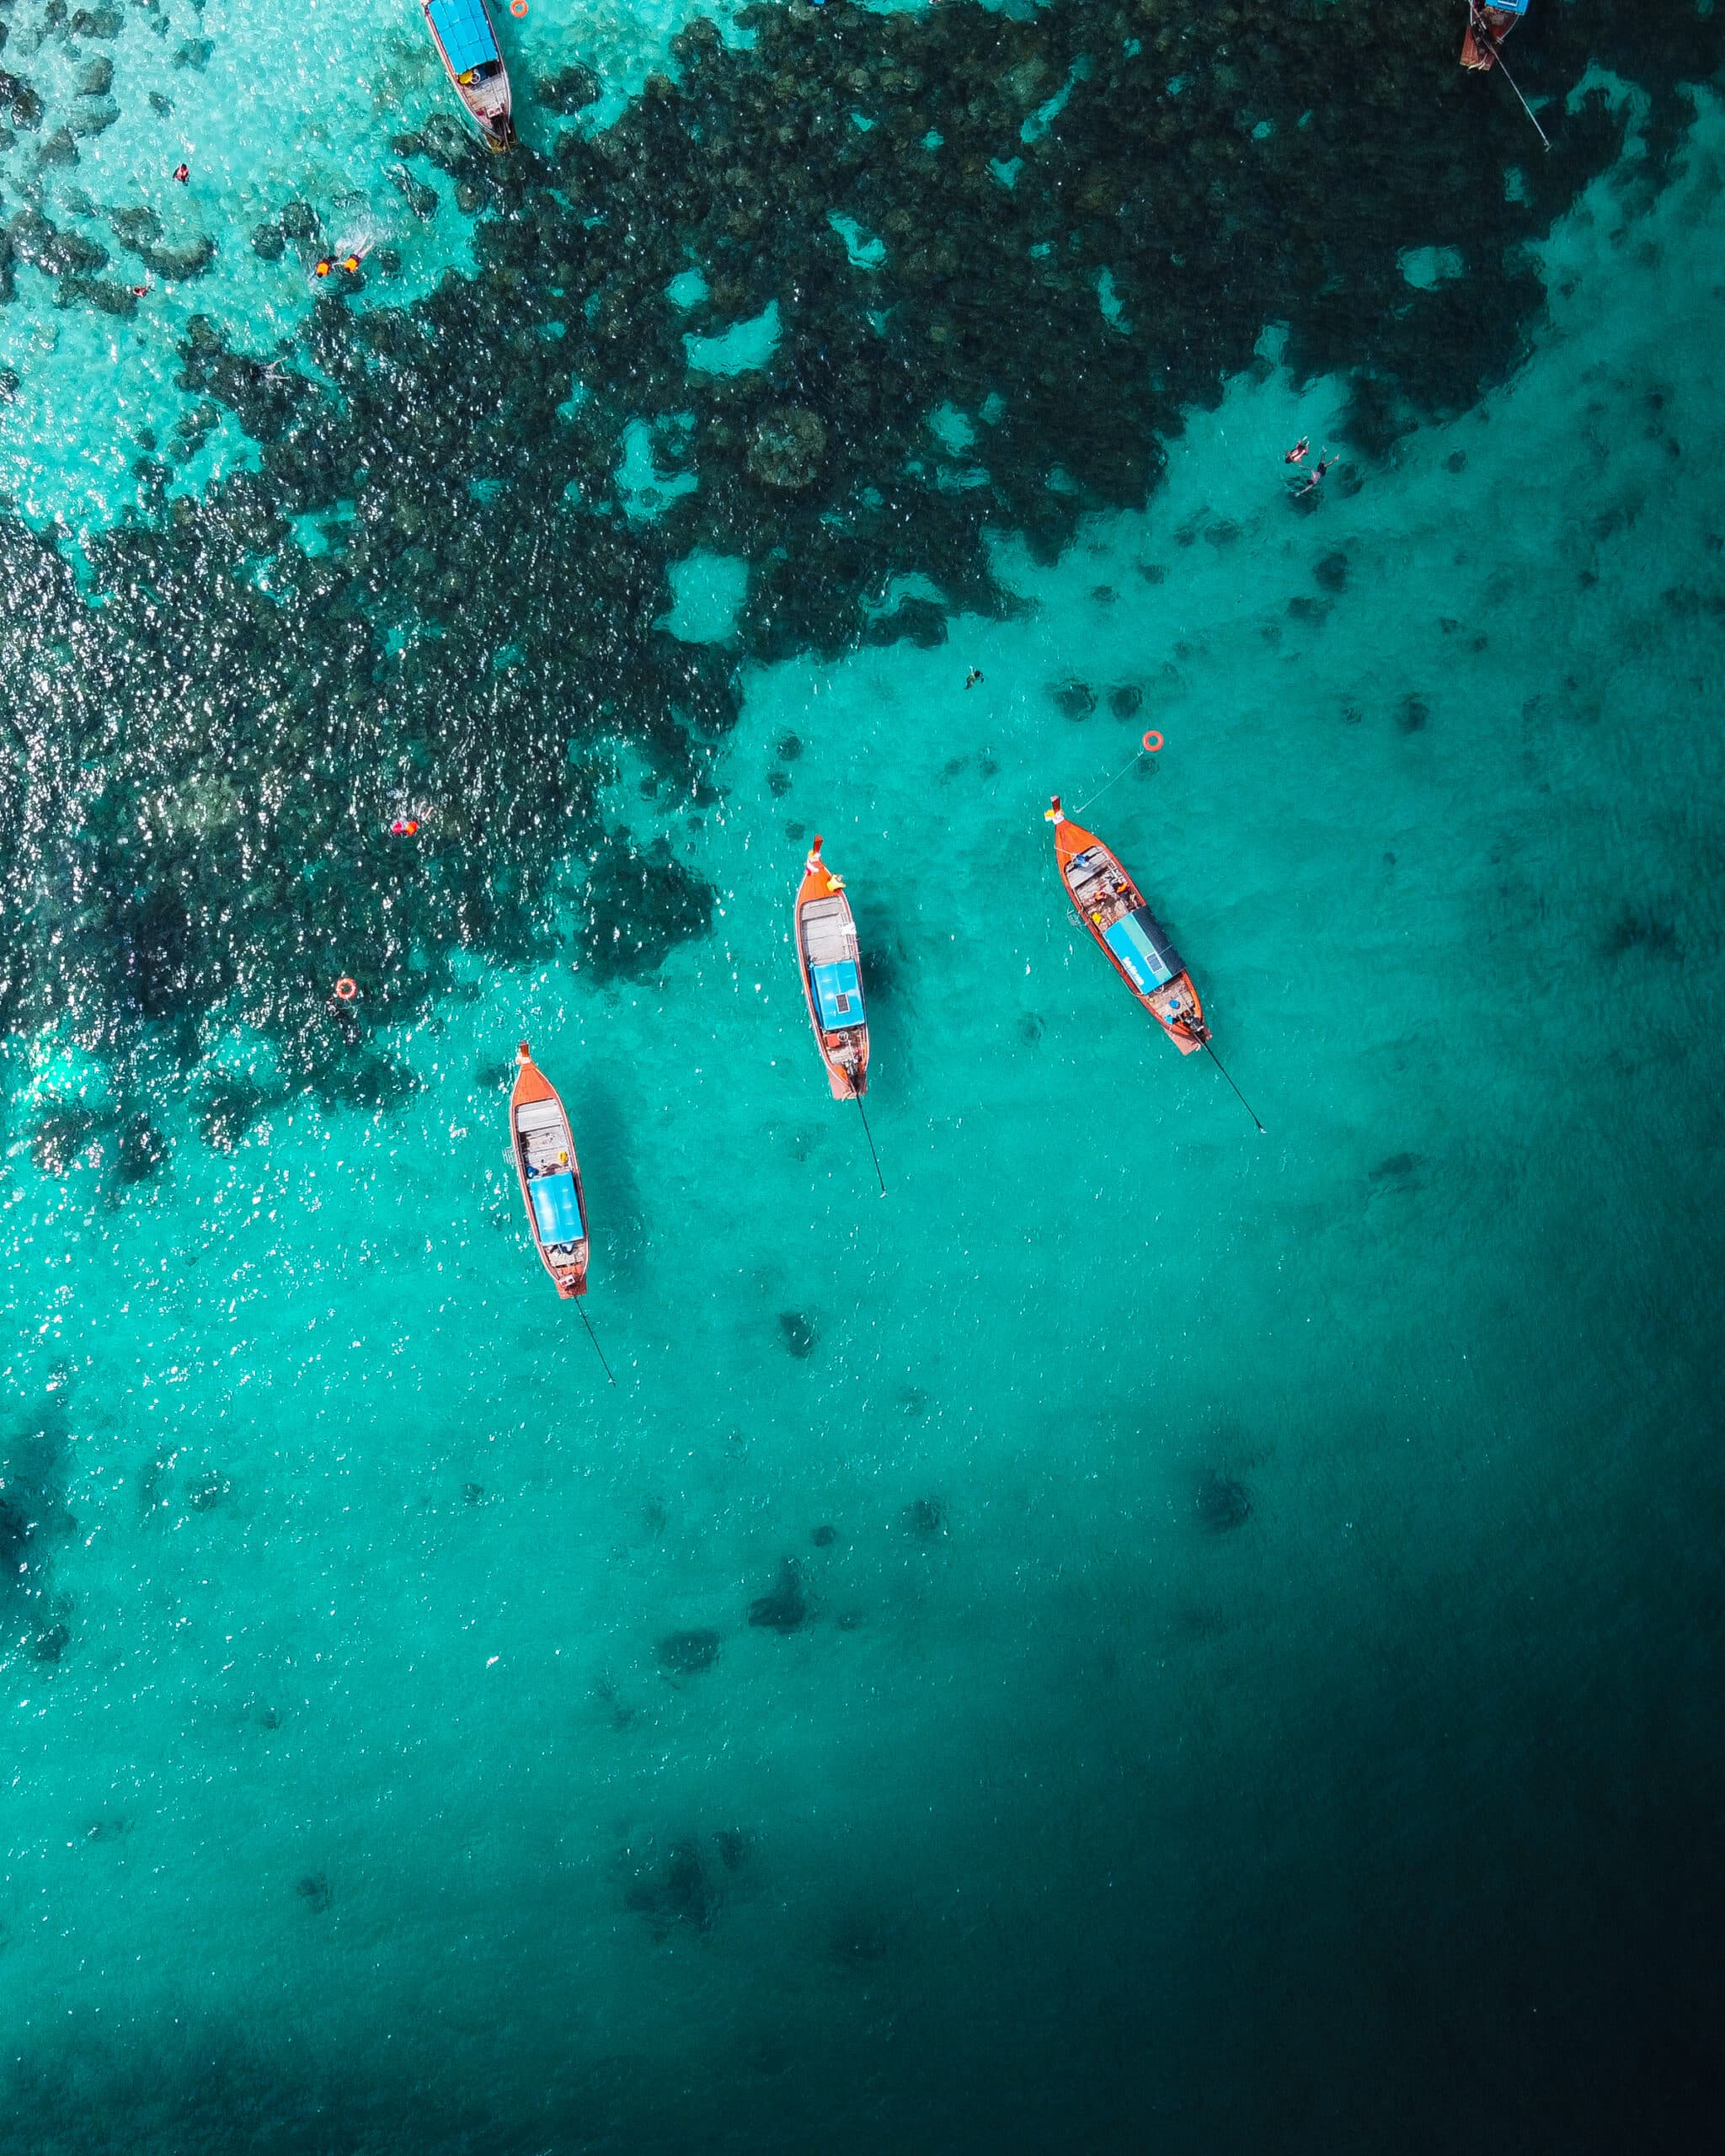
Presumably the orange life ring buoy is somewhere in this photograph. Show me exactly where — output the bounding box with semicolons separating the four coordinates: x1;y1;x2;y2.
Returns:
334;976;358;1002
1141;730;1163;753
510;0;527;14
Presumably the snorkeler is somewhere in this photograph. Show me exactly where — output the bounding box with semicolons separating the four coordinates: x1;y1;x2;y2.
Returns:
1284;436;1310;465
312;234;372;287
964;668;983;690
1290;448;1337;499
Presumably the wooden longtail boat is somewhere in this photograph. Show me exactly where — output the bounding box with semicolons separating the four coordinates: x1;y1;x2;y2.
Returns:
1045;796;1210;1055
1461;0;1525;72
793;836;870;1100
510;1043;590;1297
423;0;515;151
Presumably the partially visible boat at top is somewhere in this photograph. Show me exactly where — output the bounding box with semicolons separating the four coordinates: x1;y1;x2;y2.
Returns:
510;1043;590;1297
423;0;515;151
1461;0;1525;72
1044;796;1210;1055
793;836;870;1100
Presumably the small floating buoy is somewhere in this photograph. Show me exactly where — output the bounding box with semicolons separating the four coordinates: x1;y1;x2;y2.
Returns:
334;977;358;1002
1141;730;1163;753
510;0;527;13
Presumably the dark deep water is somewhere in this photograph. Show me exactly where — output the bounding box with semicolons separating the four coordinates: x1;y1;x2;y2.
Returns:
3;2;1725;2149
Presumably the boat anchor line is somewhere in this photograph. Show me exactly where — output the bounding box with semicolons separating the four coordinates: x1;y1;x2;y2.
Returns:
1067;735;1162;820
1466;3;1554;152
854;1086;886;1197
1203;1043;1268;1136
579;1305;617;1385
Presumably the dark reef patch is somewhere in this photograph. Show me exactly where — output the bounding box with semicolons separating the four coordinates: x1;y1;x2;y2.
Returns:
777;1310;817;1360
1051;679;1097;720
296;1872;332;1913
748;1557;810;1633
1604;906;1680;959
657;1626;722;1675
622;1832;748;1937
1195;1469;1252;1535
0;0;1706;1141
905;1496;948;1540
2;1382;77;1662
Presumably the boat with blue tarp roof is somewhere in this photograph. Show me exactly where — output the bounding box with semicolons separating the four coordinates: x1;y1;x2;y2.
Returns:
510;1043;590;1297
1045;797;1210;1055
793;837;871;1100
423;0;515;151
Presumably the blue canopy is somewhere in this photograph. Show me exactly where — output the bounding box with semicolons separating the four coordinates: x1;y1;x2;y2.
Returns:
428;0;499;74
812;959;864;1032
529;1171;583;1246
1104;910;1178;995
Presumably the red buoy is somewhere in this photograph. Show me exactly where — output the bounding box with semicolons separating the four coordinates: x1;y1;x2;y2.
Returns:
1141;731;1162;754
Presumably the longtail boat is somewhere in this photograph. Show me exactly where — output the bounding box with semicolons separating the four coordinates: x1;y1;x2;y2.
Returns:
1044;796;1210;1054
423;0;515;151
510;1043;590;1297
793;836;870;1100
1461;0;1525;71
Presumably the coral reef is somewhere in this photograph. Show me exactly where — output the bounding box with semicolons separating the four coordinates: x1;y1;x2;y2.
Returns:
0;0;1711;1153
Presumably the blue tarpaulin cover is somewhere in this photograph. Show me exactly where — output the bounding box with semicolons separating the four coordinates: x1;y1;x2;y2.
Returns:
428;0;499;74
1104;911;1178;994
812;959;864;1031
529;1171;583;1245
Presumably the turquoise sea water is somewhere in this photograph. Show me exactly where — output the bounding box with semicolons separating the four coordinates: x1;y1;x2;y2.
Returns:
3;5;1724;2150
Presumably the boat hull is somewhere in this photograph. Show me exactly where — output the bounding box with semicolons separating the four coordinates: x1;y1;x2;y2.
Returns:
510;1043;590;1298
1046;798;1210;1054
423;0;515;150
794;839;870;1100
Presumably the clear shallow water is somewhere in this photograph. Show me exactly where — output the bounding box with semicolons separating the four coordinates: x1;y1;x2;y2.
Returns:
3;9;1725;2153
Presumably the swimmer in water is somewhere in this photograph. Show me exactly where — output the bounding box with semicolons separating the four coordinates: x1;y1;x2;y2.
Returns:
173;163;190;184
964;668;983;690
313;259;334;280
1290;448;1335;499
1284;436;1309;465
